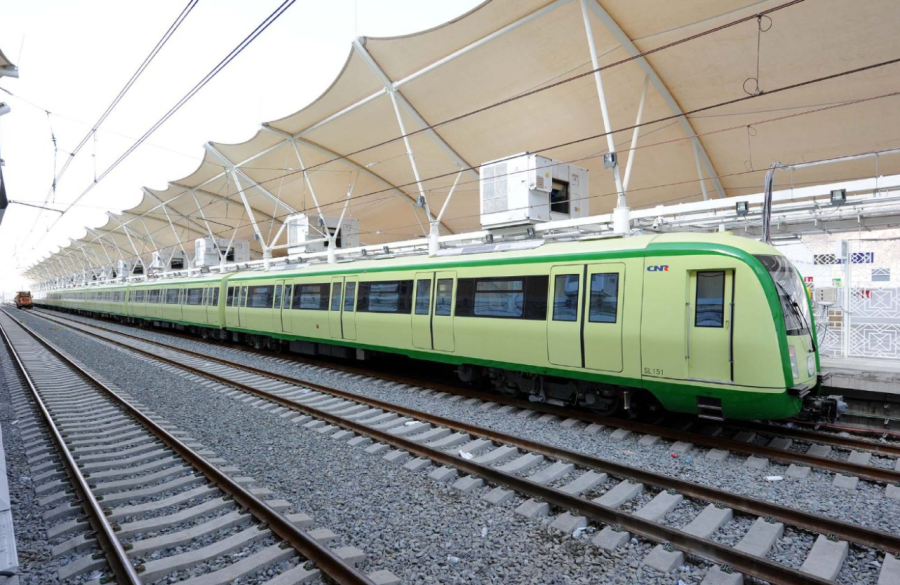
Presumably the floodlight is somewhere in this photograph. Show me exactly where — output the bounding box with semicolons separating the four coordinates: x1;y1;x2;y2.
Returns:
603;153;617;169
735;201;749;217
830;189;847;206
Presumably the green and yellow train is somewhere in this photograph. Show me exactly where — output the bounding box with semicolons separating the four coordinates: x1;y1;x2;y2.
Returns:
36;232;837;421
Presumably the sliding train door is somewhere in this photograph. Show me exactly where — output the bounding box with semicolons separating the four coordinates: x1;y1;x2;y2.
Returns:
412;273;434;349
687;270;734;382
583;264;625;373
432;272;456;352
547;266;583;367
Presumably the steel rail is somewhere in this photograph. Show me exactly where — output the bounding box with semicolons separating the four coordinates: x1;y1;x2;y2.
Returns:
31;308;900;484
26;312;900;580
27;308;900;554
730;419;900;458
0;314;144;585
1;309;375;585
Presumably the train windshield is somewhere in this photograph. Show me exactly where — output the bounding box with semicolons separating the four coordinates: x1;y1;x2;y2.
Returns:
755;255;811;337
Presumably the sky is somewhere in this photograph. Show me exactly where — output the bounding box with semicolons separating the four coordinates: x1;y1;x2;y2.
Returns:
0;0;483;295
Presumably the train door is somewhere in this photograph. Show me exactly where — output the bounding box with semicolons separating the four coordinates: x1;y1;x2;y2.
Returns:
237;285;248;328
687;270;734;382
281;283;293;333
412;272;434;349
342;277;358;340
583;263;625;372
432;271;456;352
547;266;584;367
329;277;344;339
272;281;285;333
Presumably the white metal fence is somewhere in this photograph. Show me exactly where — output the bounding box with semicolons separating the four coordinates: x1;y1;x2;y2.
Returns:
777;233;900;360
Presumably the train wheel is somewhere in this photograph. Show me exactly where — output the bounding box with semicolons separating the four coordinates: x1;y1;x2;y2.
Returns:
589;397;620;417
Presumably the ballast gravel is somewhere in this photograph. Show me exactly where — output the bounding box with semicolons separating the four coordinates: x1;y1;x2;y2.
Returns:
23;310;900;584
54;311;900;534
15;312;692;585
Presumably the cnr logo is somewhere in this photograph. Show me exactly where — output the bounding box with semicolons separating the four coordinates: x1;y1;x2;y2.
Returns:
646;265;670;272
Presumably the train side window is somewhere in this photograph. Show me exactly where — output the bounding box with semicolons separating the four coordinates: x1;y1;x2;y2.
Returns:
186;288;203;306
166;289;180;304
457;276;547;320
241;286;248;307
435;279;453;316
201;288;208;305
283;285;293;309
552;275;579;322
273;285;283;309
344;282;357;312
415;279;431;315
357;281;413;314
589;273;619;323
212;288;219;306
476;279;523;317
695;271;725;328
248;285;274;308
149;289;160;304
330;283;342;311
227;287;234;307
294;283;329;310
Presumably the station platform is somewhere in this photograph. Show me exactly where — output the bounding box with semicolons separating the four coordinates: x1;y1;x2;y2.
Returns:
822;356;900;396
821;356;900;432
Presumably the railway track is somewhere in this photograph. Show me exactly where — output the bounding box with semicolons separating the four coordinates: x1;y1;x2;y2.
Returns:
0;310;383;585
18;309;900;584
31;308;900;483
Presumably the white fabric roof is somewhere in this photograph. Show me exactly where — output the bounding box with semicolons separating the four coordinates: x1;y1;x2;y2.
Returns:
28;0;900;281
0;46;16;78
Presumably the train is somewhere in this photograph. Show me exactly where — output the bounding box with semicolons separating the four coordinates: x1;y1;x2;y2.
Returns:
34;232;838;422
14;291;32;309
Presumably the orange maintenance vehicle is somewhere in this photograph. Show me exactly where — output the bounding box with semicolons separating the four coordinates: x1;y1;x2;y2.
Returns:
14;291;32;309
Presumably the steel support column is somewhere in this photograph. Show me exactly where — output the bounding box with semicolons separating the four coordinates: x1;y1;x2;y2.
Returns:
622;75;649;193
584;0;725;199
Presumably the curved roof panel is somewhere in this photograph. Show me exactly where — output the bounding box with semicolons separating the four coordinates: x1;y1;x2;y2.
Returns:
27;0;900;282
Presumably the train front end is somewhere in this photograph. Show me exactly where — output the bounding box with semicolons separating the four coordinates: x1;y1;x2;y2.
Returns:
755;254;844;422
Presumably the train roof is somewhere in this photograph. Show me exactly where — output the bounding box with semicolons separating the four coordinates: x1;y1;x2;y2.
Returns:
53;233;784;291
224;232;784;281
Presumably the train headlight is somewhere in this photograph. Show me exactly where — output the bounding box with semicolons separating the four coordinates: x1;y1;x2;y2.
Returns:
789;346;799;380
807;355;816;377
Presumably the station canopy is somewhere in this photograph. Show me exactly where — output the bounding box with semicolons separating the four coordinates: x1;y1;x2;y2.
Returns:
30;0;900;281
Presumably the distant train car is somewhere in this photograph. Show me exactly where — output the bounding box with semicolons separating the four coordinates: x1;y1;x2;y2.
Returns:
14;291;32;309
35;233;835;422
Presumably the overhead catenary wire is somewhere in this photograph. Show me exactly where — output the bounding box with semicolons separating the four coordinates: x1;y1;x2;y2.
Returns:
25;0;900;273
25;0;200;233
35;0;298;246
26;0;807;256
61;141;900;271
37;78;900;270
127;0;897;234
233;58;900;224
